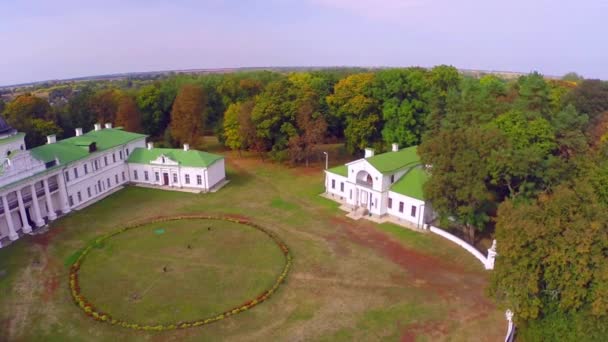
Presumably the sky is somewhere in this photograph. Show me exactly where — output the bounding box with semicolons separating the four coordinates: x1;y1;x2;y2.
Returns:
0;0;606;86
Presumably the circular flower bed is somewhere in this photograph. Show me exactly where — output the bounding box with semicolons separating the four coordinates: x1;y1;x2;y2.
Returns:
68;215;292;331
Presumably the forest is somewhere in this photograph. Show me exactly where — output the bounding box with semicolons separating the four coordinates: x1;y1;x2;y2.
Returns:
1;66;608;339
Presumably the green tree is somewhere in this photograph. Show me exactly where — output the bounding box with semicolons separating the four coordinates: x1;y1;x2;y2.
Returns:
251;79;296;153
136;84;170;136
373;68;431;148
515;72;551;115
419;127;505;242
491;182;608;330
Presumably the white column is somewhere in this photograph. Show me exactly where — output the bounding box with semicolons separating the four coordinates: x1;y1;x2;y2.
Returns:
57;173;71;214
485;239;497;270
30;183;44;227
43;178;57;220
16;188;32;234
2;195;18;241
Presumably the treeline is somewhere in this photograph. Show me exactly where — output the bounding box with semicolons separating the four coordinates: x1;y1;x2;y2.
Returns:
2;67;608;337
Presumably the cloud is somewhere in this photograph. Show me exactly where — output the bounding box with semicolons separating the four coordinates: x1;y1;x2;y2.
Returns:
310;0;425;20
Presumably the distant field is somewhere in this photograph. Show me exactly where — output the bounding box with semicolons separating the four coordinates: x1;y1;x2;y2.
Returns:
0;145;504;341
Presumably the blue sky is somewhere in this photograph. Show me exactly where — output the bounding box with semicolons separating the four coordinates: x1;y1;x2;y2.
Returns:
0;0;606;85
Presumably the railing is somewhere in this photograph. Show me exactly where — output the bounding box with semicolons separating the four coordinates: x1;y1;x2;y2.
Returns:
428;225;496;270
355;180;373;188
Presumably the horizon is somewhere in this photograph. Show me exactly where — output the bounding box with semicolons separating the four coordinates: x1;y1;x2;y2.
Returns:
1;0;607;85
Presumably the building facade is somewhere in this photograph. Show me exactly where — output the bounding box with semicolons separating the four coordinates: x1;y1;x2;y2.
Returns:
0;119;225;247
324;144;434;227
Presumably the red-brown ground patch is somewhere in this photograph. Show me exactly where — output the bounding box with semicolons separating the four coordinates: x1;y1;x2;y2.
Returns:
30;226;63;249
326;216;499;340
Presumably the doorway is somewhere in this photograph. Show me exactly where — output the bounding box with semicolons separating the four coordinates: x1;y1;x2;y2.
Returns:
163;173;169;186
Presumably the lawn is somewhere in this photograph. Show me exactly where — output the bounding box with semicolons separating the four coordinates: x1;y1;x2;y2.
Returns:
0;150;505;341
76;218;286;326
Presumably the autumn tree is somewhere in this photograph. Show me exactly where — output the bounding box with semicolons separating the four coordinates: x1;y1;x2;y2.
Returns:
3;94;59;147
90;89;121;124
115;94;142;132
288;100;328;166
327;73;380;154
170;84;206;146
223;102;243;153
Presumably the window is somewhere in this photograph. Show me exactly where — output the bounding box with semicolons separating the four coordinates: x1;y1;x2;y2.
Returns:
112;153;116;163
410;206;416;217
126;148;129;156
349;190;352;199
87;187;91;198
155;172;160;182
388;198;393;209
390;175;395;183
84;164;88;174
340;182;344;192
197;175;202;185
173;173;178;183
94;160;99;170
122;172;125;181
115;174;119;184
399;202;404;213
64;171;70;182
104;156;108;166
68;196;74;207
134;170;138;180
119;151;123;160
331;179;335;189
185;174;190;184
144;171;149;181
74;168;79;179
77;191;82;202
107;178;111;188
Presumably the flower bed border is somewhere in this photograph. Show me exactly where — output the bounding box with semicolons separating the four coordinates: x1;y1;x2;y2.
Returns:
68;215;292;331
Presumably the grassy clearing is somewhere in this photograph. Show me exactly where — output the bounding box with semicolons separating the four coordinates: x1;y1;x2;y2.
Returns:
0;143;504;341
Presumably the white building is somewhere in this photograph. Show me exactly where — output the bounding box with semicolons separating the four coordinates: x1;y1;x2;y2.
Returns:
324;144;434;228
0;119;225;247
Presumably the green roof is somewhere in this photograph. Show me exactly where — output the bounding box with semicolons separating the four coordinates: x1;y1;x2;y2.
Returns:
327;165;348;177
390;167;429;200
30;128;147;164
0;132;25;146
365;146;421;174
127;148;223;168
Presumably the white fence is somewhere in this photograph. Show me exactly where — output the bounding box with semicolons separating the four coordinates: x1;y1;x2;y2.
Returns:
428;225;496;270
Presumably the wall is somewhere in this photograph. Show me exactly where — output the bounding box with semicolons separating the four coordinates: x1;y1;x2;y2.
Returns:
386;191;426;226
206;159;225;189
428;226;493;269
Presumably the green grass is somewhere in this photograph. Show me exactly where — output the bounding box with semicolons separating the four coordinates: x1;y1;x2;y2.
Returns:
77;218;285;325
0;142;504;341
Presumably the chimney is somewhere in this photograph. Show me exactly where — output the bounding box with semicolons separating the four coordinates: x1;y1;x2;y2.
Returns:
364;148;374;158
75;128;83;136
147;142;154;150
46;135;57;144
105;123;112;129
183;143;190;151
392;143;399;152
94;123;101;131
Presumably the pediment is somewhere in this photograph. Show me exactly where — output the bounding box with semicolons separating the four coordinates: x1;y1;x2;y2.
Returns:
150;154;179;166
